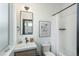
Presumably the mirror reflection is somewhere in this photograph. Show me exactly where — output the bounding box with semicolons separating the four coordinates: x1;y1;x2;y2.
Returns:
20;11;33;35
23;19;33;34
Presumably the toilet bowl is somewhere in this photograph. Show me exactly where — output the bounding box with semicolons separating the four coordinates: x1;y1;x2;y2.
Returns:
41;44;55;56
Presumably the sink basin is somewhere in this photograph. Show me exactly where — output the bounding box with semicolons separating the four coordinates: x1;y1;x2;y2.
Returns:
14;42;37;52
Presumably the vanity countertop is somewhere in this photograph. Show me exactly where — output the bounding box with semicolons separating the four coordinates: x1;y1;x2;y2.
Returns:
14;42;37;52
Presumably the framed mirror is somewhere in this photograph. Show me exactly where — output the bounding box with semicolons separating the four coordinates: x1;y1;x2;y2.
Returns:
20;11;33;35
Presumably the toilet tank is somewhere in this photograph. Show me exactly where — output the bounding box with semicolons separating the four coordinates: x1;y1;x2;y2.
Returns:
42;44;50;52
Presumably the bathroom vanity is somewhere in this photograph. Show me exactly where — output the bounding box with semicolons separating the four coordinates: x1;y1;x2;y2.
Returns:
14;42;37;56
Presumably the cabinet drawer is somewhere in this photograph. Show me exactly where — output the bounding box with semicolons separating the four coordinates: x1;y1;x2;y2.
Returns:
14;49;36;56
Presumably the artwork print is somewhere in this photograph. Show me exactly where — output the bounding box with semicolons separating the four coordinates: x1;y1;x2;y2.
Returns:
39;21;51;37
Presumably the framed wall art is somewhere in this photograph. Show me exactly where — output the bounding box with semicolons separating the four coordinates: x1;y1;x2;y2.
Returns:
39;21;51;37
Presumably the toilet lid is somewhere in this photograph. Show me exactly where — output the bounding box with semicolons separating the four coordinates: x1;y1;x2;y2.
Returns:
44;52;55;56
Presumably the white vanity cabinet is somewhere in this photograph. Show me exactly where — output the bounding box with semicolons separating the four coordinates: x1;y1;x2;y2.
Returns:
14;43;37;56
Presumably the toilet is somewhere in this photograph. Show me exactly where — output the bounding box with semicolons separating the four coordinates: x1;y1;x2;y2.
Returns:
41;44;55;56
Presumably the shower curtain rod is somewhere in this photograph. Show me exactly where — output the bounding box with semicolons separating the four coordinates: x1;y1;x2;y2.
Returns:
52;3;76;16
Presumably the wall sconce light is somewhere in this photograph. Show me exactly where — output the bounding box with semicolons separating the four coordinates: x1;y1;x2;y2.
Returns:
17;25;20;31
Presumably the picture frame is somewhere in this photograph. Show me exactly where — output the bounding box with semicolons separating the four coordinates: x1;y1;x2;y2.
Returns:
39;21;51;37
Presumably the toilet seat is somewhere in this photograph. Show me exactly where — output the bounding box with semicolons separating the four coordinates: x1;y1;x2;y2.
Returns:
44;51;55;56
